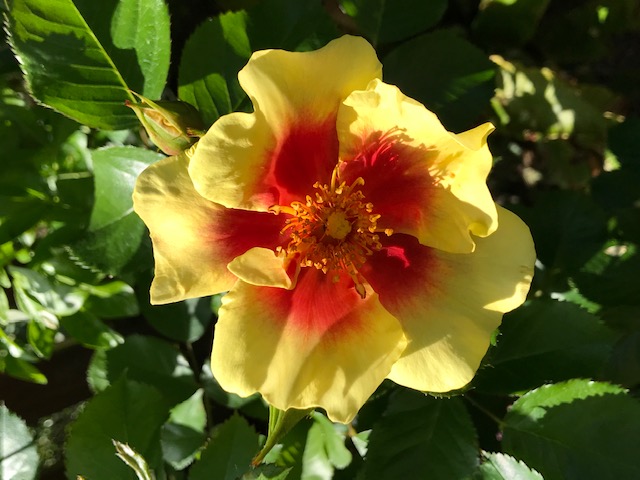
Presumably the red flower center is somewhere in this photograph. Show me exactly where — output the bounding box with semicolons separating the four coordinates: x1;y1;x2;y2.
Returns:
271;166;392;298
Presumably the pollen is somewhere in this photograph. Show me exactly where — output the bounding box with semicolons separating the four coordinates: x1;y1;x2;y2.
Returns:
270;165;392;299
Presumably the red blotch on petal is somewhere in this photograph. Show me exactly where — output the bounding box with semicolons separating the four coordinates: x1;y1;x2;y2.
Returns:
260;268;365;339
361;234;443;318
265;114;339;205
207;208;288;263
341;130;437;232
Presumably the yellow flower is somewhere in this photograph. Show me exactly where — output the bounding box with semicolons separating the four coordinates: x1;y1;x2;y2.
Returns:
133;36;535;423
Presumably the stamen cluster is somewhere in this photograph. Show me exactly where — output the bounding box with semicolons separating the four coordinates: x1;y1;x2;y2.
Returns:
271;167;392;297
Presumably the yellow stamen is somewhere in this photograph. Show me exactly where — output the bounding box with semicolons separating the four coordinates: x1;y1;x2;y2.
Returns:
272;166;387;298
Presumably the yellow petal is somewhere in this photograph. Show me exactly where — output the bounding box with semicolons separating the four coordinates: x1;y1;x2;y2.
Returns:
337;79;497;253
132;150;285;304
189;36;382;211
227;247;297;289
388;207;534;391
211;269;406;423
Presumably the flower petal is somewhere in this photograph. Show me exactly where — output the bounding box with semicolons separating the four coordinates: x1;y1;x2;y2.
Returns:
189;36;382;211
337;79;497;253
227;247;298;289
360;206;535;392
211;268;406;423
133;151;286;304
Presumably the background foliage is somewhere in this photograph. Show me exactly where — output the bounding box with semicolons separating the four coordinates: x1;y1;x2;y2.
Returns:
1;0;639;479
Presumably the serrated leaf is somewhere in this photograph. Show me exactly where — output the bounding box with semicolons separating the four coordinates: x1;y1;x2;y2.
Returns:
189;413;260;480
65;376;170;480
473;300;617;394
0;404;39;480
302;412;351;478
6;0;170;129
503;380;640;480
339;0;447;45
383;29;495;131
161;390;207;470
103;335;198;406
474;452;544;480
361;390;478;480
242;464;291;480
86;348;109;393
178;12;251;127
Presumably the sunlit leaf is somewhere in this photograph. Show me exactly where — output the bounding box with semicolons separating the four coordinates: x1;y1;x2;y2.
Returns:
503;380;640;479
474;452;543;480
6;0;170;129
0;404;39;480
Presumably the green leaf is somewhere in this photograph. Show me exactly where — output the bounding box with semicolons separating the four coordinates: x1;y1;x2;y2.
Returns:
362;390;478;480
573;245;640;307
246;0;338;52
178;12;251;127
69;146;162;275
339;0;447;45
60;311;124;349
474;452;543;480
473;300;618;394
86;348;109;393
383;29;495;131
503;380;640;479
0;404;39;480
1;355;47;385
65;376;170;480
607;117;640;169
298;412;352;479
603;331;640;387
189;413;260;480
104;335;199;406
472;0;551;47
0;198;48;245
6;0;170;129
509;191;607;273
9;266;87;319
82;280;139;319
89;147;161;231
141;296;213;343
161;390;207;470
242;464;291;480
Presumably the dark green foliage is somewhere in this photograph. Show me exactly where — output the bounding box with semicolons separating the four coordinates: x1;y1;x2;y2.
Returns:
2;0;640;478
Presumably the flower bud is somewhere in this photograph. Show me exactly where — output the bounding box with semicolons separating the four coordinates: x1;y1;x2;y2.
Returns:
126;93;206;155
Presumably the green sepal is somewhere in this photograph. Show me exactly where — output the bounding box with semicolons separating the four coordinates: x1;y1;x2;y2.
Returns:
126;92;205;155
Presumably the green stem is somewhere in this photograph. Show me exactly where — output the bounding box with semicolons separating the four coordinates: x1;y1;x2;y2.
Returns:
465;395;505;428
252;406;312;466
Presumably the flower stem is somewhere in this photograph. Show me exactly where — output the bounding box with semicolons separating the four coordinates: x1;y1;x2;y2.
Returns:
252;406;313;466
